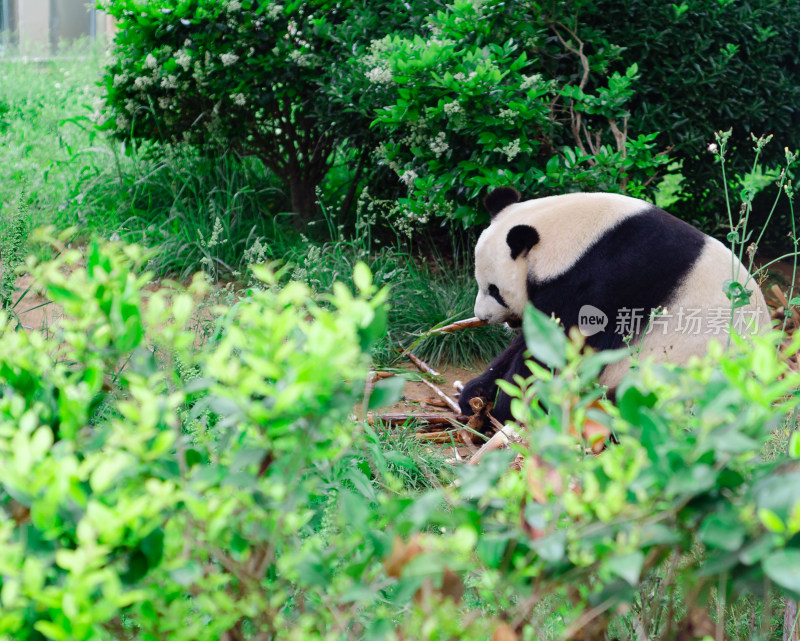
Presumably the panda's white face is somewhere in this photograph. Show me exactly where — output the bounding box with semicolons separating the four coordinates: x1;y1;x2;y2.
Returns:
473;223;533;324
472;192;651;325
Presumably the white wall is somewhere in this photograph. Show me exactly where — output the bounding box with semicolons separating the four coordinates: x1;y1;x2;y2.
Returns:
17;0;49;54
10;0;114;55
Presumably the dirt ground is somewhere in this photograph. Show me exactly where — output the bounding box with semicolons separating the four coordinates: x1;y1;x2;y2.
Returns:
7;273;62;331
390;362;482;413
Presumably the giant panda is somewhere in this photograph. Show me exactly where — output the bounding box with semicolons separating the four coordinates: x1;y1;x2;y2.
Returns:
459;187;772;422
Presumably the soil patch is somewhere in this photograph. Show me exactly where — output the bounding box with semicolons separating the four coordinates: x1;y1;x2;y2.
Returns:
392;362;483;414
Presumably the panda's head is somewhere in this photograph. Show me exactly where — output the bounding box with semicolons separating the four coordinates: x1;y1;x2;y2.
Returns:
473;187;539;325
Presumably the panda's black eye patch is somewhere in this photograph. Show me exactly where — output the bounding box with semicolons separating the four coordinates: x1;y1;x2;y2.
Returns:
488;284;508;308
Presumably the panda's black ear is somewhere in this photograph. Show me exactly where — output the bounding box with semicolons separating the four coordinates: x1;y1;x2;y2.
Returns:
507;225;539;260
484;187;521;218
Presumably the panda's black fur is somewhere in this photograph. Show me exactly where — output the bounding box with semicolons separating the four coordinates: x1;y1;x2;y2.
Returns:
459;187;770;423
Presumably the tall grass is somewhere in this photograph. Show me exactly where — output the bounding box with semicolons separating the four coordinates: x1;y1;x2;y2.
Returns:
0;43;506;368
0;41;295;279
0;41;106;229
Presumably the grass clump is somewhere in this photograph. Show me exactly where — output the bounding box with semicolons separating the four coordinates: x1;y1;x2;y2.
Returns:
0;42;105;227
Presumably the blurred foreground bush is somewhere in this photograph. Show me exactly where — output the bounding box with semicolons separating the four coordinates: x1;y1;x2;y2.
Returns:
1;236;800;639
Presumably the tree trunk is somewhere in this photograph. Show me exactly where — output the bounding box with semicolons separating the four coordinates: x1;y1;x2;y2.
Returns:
784;600;799;641
289;176;321;227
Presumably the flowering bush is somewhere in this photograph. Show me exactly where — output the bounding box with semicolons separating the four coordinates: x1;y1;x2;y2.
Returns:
100;0;437;224
354;0;669;225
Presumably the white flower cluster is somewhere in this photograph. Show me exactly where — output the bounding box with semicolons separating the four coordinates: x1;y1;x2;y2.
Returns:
144;53;158;69
497;138;521;161
231;92;246;106
115;114;130;132
365;66;392;84
429;132;449;157
452;71;477;83
220;52;239;67
362;38;394;84
133;75;153;89
443;101;461;116
226;0;241;10
266;4;283;20
90;97;109;125
176;49;192;71
400;169;418;186
498;108;517;124
443;100;466;129
521;73;543;90
288;49;314;67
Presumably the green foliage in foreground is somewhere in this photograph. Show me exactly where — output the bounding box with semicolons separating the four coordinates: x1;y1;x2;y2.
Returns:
1;238;800;640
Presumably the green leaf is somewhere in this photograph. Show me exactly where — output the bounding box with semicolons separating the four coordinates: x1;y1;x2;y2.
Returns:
739;535;776;565
723;279;753;309
476;534;510;568
90;452;130;493
759;508;785;533
359;304;387;351
789;431;800;459
170;562;203;587
340;489;370;527
34;621;69;641
367;375;406;410
606;551;644;586
141;528;165;567
699;512;745;551
353;261;373;294
46;283;84;304
764;549;800;596
532;531;566;563
522;303;566;369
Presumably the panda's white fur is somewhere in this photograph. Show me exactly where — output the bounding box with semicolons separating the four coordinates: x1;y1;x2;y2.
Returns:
474;193;648;323
462;189;771;419
597;235;769;389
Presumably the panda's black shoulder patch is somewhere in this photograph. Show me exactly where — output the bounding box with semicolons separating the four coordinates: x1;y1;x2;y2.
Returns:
484;187;521;218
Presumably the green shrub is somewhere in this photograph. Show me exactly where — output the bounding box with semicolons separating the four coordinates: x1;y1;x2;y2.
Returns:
553;0;800;230
0;231;391;639
436;305;800;638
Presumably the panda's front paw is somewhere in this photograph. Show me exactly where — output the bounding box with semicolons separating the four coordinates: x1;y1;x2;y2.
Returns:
458;376;496;416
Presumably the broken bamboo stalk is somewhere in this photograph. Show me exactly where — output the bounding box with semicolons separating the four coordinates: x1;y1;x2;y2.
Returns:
429;317;488;334
415;431;457;443
407;352;441;378
419;377;461;413
468;423;524;465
